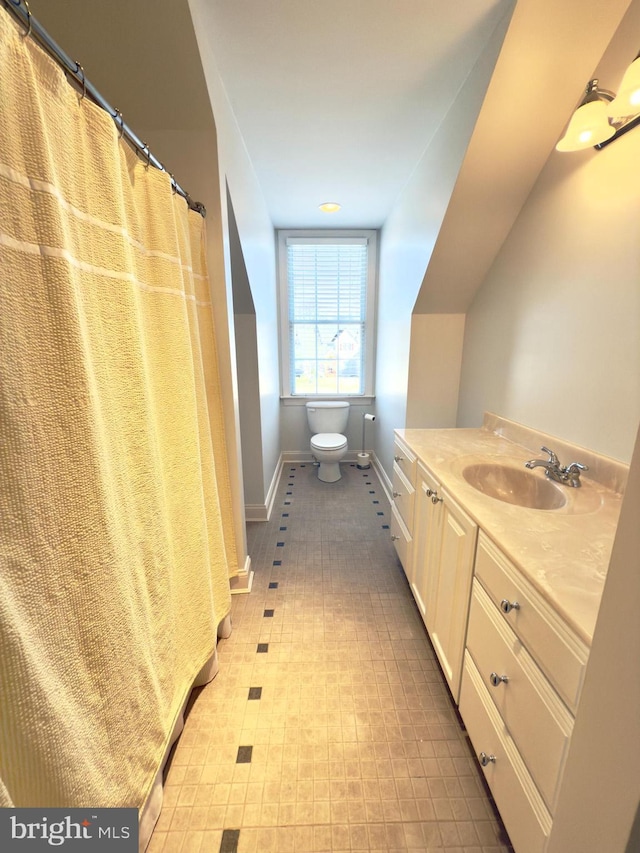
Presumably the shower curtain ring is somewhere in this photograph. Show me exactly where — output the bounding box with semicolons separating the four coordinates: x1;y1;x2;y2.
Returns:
21;0;32;37
142;142;151;169
75;63;86;100
115;110;125;138
170;174;177;194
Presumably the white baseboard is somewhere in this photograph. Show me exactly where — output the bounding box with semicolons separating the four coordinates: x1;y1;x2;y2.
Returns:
244;455;284;522
265;455;284;520
244;504;268;522
230;555;253;595
280;450;373;464
281;450;315;463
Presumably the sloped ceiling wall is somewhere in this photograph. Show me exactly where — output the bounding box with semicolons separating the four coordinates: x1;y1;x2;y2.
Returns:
413;0;632;314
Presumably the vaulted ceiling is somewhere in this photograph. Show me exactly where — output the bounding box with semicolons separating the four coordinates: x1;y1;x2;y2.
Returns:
198;0;512;228
36;0;633;310
36;0;512;229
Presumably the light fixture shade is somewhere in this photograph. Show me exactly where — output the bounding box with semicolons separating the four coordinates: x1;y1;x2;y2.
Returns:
607;56;640;117
556;99;615;151
319;202;341;213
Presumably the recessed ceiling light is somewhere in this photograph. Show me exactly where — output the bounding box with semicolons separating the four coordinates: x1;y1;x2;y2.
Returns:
319;202;341;213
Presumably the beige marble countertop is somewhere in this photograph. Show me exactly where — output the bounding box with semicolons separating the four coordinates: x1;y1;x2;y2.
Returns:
396;416;626;645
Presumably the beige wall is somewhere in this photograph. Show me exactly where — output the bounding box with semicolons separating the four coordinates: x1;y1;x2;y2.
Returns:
189;0;282;510
457;67;640;462
406;315;466;428
233;315;263;506
413;0;631;317
227;192;265;509
374;5;514;480
454;0;640;464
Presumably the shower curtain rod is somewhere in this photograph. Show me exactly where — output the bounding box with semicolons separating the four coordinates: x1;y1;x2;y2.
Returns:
3;0;206;217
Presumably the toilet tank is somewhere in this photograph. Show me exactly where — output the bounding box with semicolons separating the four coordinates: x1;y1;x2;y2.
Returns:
306;401;350;434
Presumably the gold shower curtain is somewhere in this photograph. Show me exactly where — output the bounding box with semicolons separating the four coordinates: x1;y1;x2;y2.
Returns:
0;7;236;817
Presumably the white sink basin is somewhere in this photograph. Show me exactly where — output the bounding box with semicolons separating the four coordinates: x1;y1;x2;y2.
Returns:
462;463;567;510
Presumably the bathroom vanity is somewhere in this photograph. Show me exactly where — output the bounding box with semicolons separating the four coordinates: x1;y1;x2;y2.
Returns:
390;414;626;853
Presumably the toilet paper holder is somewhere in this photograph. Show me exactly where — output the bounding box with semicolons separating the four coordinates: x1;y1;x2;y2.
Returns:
357;413;376;469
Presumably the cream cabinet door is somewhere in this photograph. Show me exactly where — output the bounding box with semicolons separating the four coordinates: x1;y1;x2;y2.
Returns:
411;464;442;625
427;489;478;703
390;503;412;575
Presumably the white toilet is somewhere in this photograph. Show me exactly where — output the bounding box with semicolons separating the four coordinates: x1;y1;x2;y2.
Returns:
306;401;350;482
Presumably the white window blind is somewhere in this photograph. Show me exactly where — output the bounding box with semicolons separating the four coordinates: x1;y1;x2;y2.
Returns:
286;238;369;395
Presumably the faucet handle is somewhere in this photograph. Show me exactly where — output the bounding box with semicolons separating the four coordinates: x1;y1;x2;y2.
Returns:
565;462;589;474
540;446;559;465
563;461;589;486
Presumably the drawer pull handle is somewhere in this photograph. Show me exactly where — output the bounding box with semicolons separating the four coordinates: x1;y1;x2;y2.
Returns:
479;752;497;767
489;672;509;687
391;535;400;541
393;491;401;498
426;488;434;497
394;455;404;463
431;494;443;504
500;598;520;614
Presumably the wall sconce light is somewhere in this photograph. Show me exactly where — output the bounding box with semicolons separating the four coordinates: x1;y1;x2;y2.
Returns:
608;52;640;116
556;80;616;151
557;52;640;152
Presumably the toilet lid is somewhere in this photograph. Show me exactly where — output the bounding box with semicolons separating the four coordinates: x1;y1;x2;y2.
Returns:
311;432;347;451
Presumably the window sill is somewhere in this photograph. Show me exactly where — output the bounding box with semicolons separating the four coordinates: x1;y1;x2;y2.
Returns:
281;395;375;407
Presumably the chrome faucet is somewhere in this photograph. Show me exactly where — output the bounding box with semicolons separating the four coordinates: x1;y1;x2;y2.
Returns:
525;446;588;487
525;446;559;471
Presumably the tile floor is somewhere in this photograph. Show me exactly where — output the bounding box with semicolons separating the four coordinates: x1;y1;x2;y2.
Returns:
148;462;514;853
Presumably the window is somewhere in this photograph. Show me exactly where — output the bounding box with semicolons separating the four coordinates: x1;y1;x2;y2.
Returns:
278;230;377;397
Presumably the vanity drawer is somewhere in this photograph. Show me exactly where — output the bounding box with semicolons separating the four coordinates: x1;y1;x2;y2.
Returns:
391;503;412;573
460;652;552;853
393;436;416;486
467;580;573;810
474;533;588;712
392;462;415;533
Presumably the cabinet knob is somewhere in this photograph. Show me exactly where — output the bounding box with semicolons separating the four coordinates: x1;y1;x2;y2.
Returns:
489;672;509;687
500;598;520;614
431;494;443;504
426;488;434;497
391;534;399;541
479;752;497;767
394;455;404;462
392;491;401;498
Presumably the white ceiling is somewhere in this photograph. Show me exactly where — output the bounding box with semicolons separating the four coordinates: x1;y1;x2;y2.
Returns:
36;0;507;228
204;0;510;228
36;0;633;309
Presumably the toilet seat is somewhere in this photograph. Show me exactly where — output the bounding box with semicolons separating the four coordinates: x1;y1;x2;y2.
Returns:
311;432;347;452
